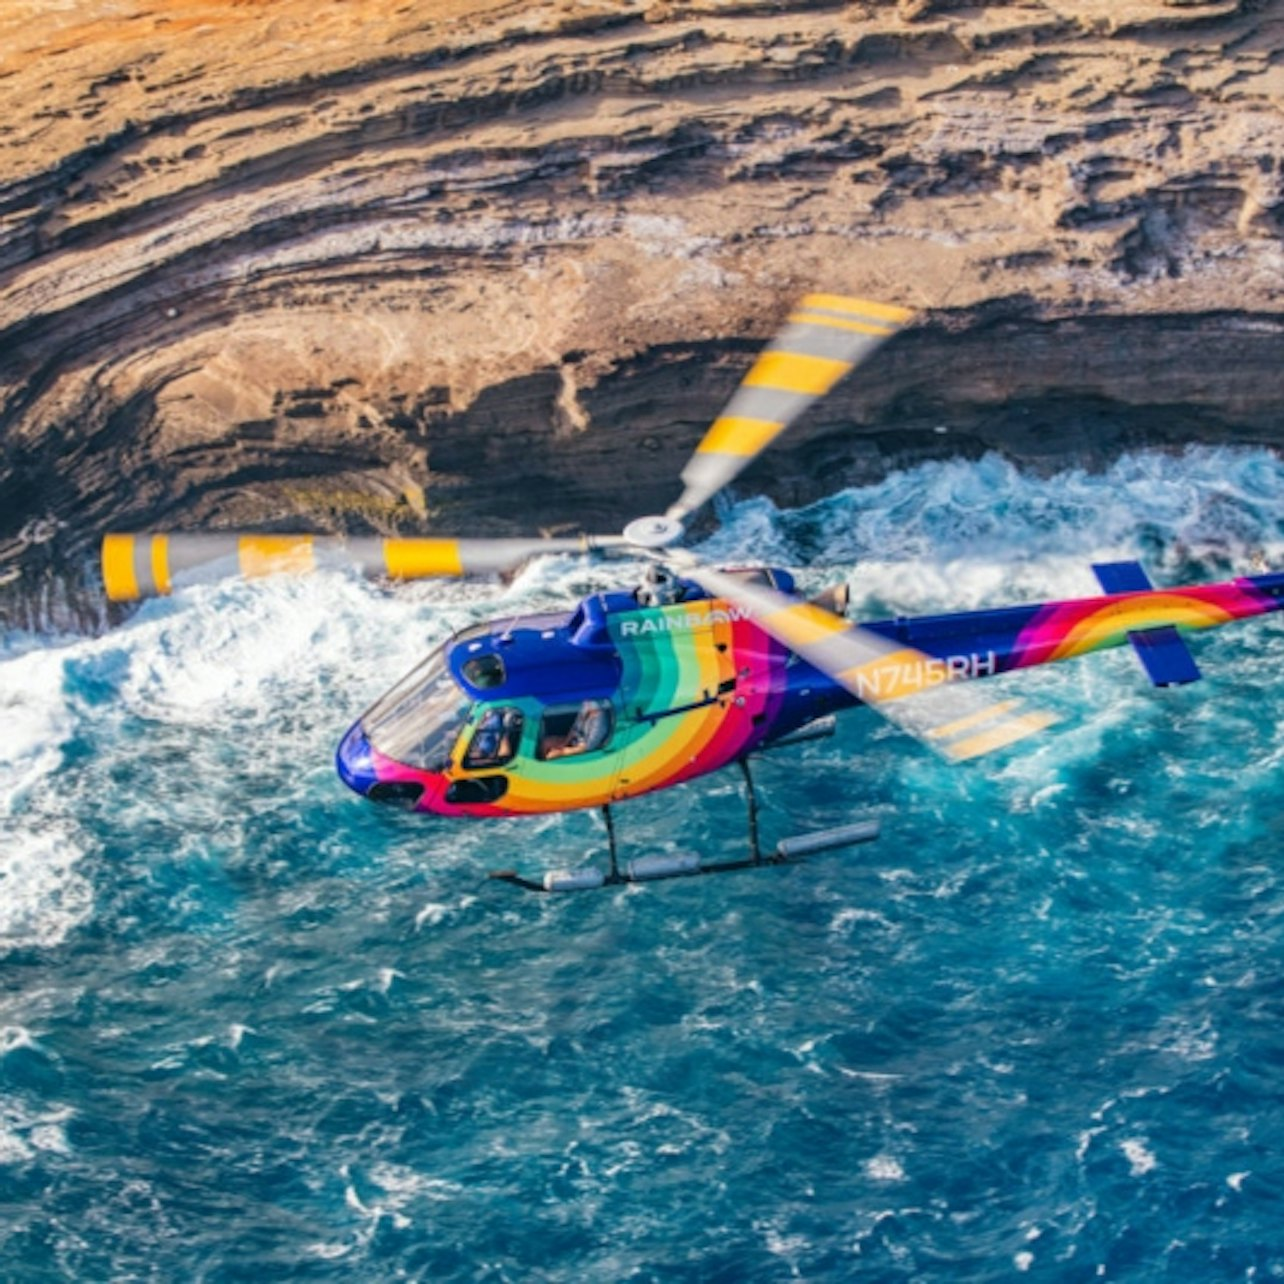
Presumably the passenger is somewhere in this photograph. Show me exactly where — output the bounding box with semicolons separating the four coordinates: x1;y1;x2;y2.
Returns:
544;702;610;759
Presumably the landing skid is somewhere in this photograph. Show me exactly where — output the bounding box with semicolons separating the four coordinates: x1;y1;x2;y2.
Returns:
488;758;880;893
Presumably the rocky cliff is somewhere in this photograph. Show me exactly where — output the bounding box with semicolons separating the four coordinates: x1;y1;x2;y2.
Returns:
2;0;1282;624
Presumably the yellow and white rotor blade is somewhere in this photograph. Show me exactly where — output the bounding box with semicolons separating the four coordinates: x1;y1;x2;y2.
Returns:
685;563;1059;762
667;294;914;525
101;532;624;602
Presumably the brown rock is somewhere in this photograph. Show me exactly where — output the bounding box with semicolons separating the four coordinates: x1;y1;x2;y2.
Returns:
0;0;1281;621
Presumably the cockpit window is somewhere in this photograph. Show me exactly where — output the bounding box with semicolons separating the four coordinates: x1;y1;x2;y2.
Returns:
361;649;471;772
463;707;524;769
461;653;505;689
537;699;613;761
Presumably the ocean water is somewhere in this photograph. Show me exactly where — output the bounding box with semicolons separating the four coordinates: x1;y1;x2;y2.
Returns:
2;446;1283;1282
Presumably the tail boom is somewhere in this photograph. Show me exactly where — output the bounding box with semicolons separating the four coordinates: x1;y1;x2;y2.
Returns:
865;570;1284;686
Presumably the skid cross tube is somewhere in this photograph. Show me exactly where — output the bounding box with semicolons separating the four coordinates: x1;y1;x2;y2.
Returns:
487;737;884;892
489;758;790;891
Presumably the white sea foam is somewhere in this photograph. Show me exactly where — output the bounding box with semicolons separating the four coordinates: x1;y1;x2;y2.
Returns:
333;1159;464;1251
368;1162;464;1205
0;643;74;812
305;1240;353;1261
760;1221;810;1263
864;1154;906;1182
1122;1137;1157;1176
412;897;478;931
703;446;1284;607
114;574;402;720
830;906;893;932
0;1101;74;1166
0;1026;35;1054
0;827;93;952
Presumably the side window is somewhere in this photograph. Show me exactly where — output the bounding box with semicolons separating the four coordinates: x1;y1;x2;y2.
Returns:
462;707;523;769
537;699;614;761
461;654;505;689
445;776;509;805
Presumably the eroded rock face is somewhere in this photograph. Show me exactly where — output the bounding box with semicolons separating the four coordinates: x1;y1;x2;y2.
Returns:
1;0;1282;621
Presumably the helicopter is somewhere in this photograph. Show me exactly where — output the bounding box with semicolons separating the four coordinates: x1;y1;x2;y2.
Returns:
102;293;1284;891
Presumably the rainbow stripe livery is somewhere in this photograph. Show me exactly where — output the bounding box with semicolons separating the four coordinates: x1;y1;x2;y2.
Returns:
335;566;1284;818
1011;584;1260;666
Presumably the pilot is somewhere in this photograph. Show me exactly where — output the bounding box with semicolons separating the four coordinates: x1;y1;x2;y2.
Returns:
466;708;519;767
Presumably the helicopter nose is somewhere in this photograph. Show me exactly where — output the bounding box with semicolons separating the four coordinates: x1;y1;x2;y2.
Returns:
335;722;428;808
335;721;378;797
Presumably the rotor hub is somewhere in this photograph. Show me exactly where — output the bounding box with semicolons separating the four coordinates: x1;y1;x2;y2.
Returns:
623;515;684;549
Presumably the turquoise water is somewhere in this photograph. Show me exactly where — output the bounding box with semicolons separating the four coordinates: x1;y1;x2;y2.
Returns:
2;447;1283;1281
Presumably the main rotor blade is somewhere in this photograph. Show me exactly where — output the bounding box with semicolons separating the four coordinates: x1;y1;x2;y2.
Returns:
686;563;1059;762
101;532;624;601
667;294;914;525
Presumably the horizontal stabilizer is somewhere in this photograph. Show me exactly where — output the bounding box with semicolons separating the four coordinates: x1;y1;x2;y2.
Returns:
1089;563;1201;685
1092;560;1153;594
1127;625;1202;687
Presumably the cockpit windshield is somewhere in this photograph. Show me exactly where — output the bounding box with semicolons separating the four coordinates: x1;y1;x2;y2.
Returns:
361;648;471;772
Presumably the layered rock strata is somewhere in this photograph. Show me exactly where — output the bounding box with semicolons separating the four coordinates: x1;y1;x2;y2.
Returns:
1;0;1282;623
